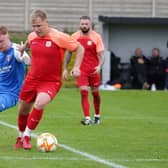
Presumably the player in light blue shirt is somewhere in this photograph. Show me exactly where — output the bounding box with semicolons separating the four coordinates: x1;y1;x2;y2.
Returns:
0;26;30;112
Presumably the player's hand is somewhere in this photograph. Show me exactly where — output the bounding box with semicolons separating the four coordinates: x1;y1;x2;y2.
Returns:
70;67;80;78
93;65;101;74
17;41;25;56
62;69;69;80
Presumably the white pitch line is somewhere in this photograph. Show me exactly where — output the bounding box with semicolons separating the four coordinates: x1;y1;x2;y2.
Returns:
108;159;168;162
1;156;166;162
0;120;127;168
0;156;90;161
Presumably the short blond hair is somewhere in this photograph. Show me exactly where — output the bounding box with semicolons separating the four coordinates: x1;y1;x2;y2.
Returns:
30;9;48;22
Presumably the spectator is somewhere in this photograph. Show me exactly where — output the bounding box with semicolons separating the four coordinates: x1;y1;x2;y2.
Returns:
148;48;165;90
130;48;149;89
164;57;168;90
106;63;132;89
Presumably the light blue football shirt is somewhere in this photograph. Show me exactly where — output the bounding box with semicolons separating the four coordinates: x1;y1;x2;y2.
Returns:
0;43;25;97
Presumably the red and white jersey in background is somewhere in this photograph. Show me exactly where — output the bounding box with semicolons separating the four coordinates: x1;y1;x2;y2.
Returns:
72;30;104;74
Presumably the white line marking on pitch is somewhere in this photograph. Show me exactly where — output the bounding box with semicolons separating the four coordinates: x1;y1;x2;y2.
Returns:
108;159;168;162
0;156;90;161
0;156;166;162
0;120;128;168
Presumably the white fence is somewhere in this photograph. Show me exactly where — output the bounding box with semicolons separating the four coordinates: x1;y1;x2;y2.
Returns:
0;0;168;32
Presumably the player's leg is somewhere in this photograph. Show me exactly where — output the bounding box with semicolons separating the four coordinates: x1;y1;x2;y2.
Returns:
15;100;33;149
79;86;92;125
14;79;35;149
77;73;92;125
90;74;101;124
91;87;101;124
0;94;18;112
22;92;51;149
25;92;50;134
23;81;61;149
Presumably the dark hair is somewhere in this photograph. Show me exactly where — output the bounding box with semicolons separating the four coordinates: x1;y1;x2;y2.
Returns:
0;26;8;35
152;48;160;53
80;16;91;20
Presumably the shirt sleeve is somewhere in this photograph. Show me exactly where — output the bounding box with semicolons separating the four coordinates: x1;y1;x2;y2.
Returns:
71;31;80;40
50;29;79;52
13;43;31;65
21;51;31;65
95;34;105;53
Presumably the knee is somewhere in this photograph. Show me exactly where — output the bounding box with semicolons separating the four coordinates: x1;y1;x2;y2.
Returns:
34;100;45;110
80;90;88;96
34;93;51;110
18;101;32;115
92;91;99;97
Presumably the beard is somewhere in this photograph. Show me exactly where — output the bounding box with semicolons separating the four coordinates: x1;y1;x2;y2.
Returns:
80;27;90;34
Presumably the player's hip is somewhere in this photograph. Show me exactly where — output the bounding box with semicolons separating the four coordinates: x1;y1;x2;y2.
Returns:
19;79;62;103
76;72;101;87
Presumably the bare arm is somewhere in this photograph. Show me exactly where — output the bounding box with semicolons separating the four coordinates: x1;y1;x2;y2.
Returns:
72;43;84;69
62;50;73;80
63;43;84;79
94;50;105;74
64;50;72;70
71;43;84;77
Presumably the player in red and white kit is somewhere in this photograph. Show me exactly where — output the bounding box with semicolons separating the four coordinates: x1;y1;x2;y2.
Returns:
14;9;84;149
63;16;105;125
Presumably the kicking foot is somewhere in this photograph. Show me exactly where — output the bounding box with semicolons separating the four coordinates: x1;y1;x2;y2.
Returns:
23;136;32;150
81;118;92;126
14;137;23;149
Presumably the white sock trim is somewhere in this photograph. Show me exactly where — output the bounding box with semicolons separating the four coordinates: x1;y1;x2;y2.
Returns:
18;131;24;138
94;114;100;118
24;127;33;137
85;116;91;120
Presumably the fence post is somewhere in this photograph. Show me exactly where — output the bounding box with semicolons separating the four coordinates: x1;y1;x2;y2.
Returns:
152;0;156;17
89;0;93;21
24;0;29;32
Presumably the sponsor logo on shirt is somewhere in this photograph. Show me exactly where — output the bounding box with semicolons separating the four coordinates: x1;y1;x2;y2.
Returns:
0;65;12;74
46;41;52;47
87;40;92;46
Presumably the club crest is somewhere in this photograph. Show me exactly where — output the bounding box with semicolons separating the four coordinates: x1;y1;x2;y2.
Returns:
46;41;52;47
6;55;11;62
87;40;92;46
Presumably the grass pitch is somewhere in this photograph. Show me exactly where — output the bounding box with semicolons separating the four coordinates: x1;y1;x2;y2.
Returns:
0;89;168;168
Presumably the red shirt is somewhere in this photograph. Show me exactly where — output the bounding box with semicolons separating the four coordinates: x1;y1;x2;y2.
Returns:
72;30;104;74
27;28;78;82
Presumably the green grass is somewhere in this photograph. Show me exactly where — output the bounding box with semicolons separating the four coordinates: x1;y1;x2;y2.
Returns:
10;32;28;44
1;89;168;168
